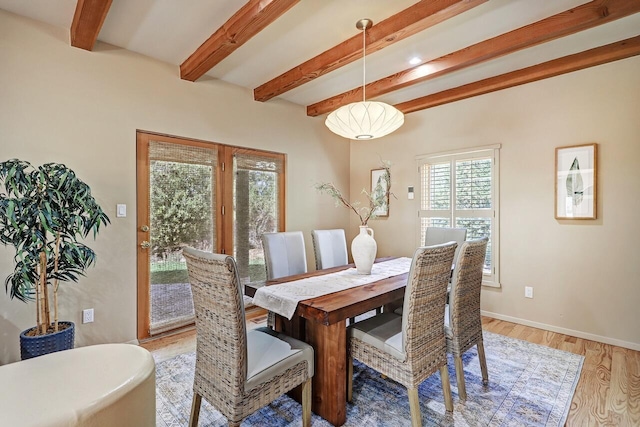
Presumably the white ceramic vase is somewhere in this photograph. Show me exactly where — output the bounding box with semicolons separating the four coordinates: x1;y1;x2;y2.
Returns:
351;226;377;275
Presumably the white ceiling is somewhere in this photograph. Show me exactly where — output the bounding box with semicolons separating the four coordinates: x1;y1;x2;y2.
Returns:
2;0;639;110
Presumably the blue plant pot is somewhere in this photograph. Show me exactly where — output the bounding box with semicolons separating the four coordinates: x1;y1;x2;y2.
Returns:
20;321;75;360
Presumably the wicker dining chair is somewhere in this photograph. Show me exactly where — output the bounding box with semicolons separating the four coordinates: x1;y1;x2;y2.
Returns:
347;242;457;426
182;247;314;427
393;227;468;318
445;237;489;400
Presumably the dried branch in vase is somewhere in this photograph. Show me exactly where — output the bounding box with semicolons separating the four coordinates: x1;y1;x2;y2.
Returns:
316;161;392;226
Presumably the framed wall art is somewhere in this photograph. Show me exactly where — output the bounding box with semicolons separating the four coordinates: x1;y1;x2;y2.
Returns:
555;143;597;219
371;168;389;217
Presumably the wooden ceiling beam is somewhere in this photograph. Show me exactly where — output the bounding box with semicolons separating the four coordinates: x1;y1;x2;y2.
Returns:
307;0;640;117
395;35;640;114
70;0;113;51
253;0;488;102
180;0;299;82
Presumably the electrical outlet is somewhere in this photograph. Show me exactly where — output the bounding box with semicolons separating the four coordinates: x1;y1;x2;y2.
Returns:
82;308;94;323
524;287;533;299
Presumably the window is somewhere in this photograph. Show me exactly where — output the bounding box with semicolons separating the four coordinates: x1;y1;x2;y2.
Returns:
417;145;500;287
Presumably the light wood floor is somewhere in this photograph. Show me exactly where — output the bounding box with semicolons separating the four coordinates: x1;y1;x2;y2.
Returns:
140;310;640;426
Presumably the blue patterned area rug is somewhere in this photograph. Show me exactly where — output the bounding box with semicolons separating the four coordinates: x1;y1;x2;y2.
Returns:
155;331;583;426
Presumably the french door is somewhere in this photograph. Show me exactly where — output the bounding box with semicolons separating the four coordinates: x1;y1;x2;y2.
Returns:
136;131;285;339
223;147;285;283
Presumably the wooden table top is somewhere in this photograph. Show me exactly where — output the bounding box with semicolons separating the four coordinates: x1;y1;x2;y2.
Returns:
245;257;407;325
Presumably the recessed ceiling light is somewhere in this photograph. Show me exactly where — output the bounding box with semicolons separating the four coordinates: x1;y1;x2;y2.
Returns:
409;57;421;65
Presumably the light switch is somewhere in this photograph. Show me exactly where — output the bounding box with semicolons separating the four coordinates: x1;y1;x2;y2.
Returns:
116;204;127;218
408;186;414;200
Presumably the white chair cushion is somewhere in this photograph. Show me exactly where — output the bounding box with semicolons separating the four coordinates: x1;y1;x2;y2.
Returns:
246;327;314;389
424;227;467;266
312;229;348;270
348;312;405;361
262;231;307;280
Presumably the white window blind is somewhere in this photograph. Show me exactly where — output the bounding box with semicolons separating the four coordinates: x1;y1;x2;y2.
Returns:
417;145;500;287
232;151;285;283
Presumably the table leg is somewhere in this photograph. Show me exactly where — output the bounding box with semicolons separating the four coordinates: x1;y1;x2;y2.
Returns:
274;314;305;342
305;319;347;426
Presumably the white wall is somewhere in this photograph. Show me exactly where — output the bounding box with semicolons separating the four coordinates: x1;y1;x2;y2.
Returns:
0;10;350;364
349;55;640;350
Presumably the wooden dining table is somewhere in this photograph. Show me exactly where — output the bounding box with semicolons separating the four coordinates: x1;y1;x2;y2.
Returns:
245;257;408;427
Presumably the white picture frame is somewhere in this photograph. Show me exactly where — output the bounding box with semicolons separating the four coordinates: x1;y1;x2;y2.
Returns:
555;143;597;219
371;168;389;217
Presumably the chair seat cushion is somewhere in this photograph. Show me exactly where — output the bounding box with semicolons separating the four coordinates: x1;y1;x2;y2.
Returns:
246;327;314;389
348;312;405;361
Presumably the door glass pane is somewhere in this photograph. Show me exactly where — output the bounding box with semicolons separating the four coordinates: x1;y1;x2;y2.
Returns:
148;141;217;335
233;153;282;284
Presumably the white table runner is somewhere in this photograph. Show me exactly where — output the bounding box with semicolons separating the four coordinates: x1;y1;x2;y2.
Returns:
253;257;412;320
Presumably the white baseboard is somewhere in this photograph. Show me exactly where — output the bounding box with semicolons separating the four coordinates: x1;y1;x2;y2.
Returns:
481;310;640;352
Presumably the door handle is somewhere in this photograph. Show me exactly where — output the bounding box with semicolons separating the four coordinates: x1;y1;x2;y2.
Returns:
140;241;151;249
141;225;150;232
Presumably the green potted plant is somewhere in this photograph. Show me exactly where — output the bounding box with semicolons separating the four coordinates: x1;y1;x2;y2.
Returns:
0;159;109;359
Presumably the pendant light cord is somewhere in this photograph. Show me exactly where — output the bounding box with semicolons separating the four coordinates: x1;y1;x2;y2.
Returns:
362;26;366;102
325;18;404;140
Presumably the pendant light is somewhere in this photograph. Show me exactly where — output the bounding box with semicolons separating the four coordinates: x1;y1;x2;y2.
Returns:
325;19;404;140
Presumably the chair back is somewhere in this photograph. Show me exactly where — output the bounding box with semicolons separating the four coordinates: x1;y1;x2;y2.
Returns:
424;226;467;264
401;242;457;361
311;229;348;270
182;247;249;394
261;231;308;280
448;237;488;353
